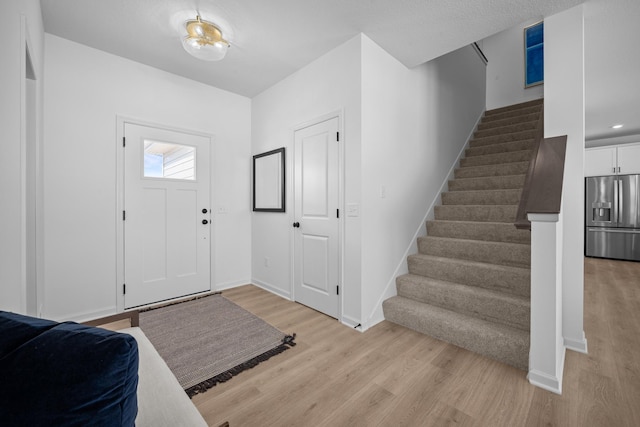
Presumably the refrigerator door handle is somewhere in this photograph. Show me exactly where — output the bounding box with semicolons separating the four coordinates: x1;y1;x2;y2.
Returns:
618;178;623;225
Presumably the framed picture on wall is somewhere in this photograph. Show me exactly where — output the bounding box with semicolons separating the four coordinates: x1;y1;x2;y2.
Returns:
253;147;285;212
524;21;544;88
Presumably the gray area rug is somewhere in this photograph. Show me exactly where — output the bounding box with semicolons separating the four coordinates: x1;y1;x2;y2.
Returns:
139;293;295;397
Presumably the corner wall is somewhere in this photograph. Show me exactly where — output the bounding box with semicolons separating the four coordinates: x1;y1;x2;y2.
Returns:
43;35;252;321
484;18;545;110
251;35;363;323
0;0;45;314
361;42;486;327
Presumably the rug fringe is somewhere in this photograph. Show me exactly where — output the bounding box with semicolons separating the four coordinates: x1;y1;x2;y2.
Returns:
185;333;297;398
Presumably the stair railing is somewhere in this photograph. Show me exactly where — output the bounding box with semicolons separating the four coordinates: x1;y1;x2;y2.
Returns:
514;106;567;229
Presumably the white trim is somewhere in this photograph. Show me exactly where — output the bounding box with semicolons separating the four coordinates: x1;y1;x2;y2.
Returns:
528;347;565;395
565;333;588;354
290;109;345;322
251;279;293;300
115;116;216;313
341;314;362;331
363;111;484;329
528;213;560;222
215;279;252;292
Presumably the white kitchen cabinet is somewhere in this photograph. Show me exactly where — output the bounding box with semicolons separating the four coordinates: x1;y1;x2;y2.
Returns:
617;144;640;175
585;143;640;176
585;146;617;176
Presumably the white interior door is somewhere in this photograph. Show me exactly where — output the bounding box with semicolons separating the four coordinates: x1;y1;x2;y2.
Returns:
293;117;340;318
124;123;211;308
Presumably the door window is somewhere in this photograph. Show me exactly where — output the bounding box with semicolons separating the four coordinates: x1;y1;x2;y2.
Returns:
143;140;196;180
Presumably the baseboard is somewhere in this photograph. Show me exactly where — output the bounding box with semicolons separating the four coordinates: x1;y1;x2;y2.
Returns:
66;307;119;324
251;279;292;300
341;314;364;332
363;111;484;327
564;332;588;354
528;346;566;395
215;279;252;292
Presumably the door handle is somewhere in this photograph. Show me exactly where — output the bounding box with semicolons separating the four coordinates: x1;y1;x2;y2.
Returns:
293;222;300;228
202;208;208;214
202;219;209;225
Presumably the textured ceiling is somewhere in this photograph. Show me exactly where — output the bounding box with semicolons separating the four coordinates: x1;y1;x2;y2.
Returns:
40;0;639;142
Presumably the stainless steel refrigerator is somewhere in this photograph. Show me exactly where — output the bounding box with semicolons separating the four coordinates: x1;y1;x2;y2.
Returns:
585;174;640;261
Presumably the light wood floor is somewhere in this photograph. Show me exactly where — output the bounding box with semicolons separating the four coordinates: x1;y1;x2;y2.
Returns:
193;257;640;426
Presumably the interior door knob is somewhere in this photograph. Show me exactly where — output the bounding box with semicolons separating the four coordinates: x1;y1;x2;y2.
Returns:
202;219;209;225
293;222;300;228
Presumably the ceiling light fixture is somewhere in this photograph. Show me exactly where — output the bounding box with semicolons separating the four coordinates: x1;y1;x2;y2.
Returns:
182;15;229;61
611;124;624;129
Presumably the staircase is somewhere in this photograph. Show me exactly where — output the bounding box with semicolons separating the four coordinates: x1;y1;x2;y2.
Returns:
383;99;543;371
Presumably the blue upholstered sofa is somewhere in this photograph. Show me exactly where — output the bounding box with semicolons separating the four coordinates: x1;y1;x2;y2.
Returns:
0;311;207;426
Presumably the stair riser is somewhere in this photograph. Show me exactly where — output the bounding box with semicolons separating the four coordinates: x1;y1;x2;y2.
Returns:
426;220;531;244
382;297;529;370
454;162;530;179
441;189;522;206
448;175;526;191
485;99;543;117
418;236;530;268
477;113;541;130
470;130;538;147
435;205;517;222
460;150;532;167
483;106;543;123
396;276;530;331
407;255;530;297
474;121;538;139
465;140;534;157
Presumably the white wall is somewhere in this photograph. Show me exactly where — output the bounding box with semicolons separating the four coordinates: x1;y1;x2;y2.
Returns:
544;6;587;354
251;35;486;329
361;42;486;327
43;35;252;321
251;35;363;322
484;18;545;110
0;0;45;314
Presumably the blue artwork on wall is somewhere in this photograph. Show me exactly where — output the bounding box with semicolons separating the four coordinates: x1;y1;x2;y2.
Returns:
525;21;544;88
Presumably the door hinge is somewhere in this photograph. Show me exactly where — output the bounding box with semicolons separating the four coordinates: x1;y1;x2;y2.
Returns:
336;132;340;142
336;285;339;295
337;209;339;218
123;284;126;295
123;210;126;221
122;137;126;147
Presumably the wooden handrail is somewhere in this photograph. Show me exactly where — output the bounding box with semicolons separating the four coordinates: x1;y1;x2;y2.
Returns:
515;105;568;230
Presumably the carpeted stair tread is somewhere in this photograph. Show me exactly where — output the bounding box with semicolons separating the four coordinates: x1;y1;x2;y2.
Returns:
407;254;530;297
453;162;530;179
465;139;535;157
482;106;543;123
435;204;517;223
395;274;530;331
477;113;541;130
382;296;529;370
448;174;526;191
484;98;543;116
473;121;538;139
469;130;538;147
426;220;531;244
460;150;532;167
417;236;530;268
383;99;540;371
441;189;523;206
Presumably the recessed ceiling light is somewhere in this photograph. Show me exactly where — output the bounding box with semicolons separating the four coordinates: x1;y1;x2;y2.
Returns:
611;124;624;129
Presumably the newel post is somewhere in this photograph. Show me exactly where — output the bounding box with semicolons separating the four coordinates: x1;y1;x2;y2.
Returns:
527;213;565;394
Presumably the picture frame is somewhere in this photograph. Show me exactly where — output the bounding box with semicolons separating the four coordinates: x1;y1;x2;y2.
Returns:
253;147;285;212
524;21;544;88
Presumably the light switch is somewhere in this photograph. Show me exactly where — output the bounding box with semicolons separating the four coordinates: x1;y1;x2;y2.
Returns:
347;203;359;217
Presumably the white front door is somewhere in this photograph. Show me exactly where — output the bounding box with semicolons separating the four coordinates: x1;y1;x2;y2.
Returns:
293;117;340;318
123;123;211;308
